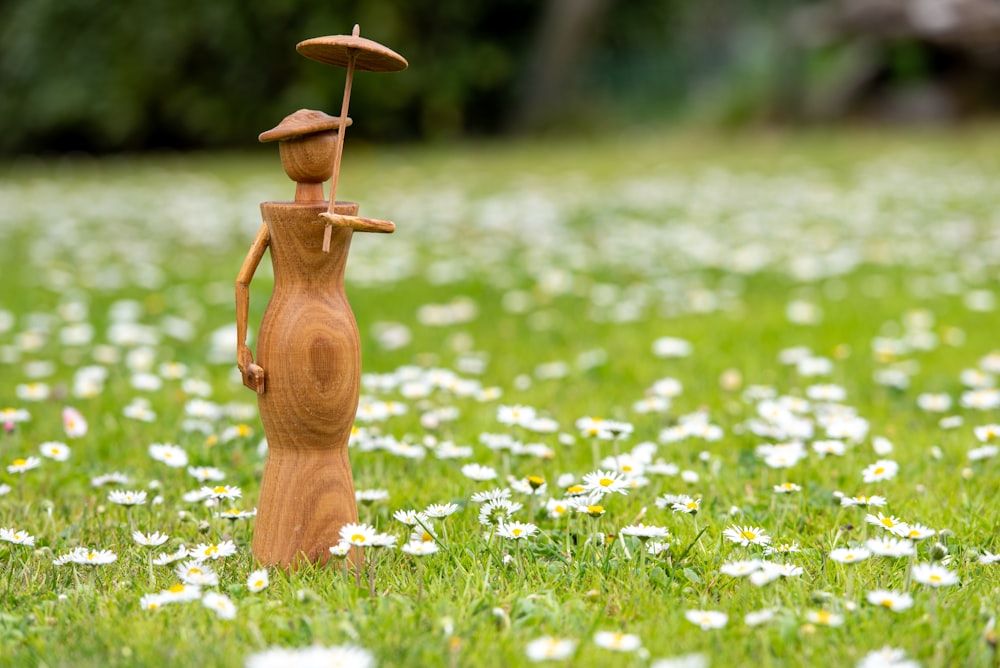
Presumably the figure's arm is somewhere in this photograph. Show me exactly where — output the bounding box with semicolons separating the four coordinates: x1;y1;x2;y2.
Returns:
236;224;270;394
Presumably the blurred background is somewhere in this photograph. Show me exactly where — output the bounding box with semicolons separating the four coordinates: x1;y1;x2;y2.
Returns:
4;0;1000;156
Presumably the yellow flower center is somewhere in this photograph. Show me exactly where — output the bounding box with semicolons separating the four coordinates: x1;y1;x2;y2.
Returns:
880;599;893;608
881;518;895;528
168;584;186;593
873;467;885;475
930;574;941;583
741;531;757;541
12;459;26;467
512;528;523;537
686;501;698;509
213;486;227;494
816;611;831;624
567;485;584;495
205;546;218;556
599;478;613;487
351;534;366;543
254;580;264;588
236;424;250;437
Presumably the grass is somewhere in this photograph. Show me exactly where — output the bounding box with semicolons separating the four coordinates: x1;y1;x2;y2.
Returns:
1;127;999;667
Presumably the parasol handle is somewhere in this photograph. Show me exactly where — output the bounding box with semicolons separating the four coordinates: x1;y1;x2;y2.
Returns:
323;24;360;252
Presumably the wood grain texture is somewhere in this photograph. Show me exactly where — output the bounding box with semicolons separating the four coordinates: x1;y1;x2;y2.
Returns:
250;200;363;568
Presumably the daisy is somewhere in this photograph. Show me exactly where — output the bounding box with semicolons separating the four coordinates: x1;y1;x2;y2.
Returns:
244;646;375;668
0;528;35;546
149;443;188;468
671;496;701;514
340;522;378;547
246;568;269;592
652;336;692;358
462;463;498;482
916;393;952;413
132;530;169;547
62;407;88;438
7;457;41;474
865;537;915;558
647;541;671;556
862;459;899;483
108;490;147;506
581;470;630;496
525;636;576;662
841;494;887;507
577;504;606;518
176;561;220;586
201;485;242;501
804;610;843;627
497;404;537;427
158;583;203;604
812;439;846;457
355;489;389;504
187;466;225;482
220;424;254;442
192;540;238;561
593;631;642;652
978;551;1000;565
684;610;728;630
774;482;802;494
865;513;909;534
962;388;1000;410
393;509;429;526
744;609;778;627
856;646;920;668
91;472;130;487
619;524;670;541
370;532;398;548
901;524;936;542
974;424;1000;442
201;592;236;619
216;508;257;521
401;541;440;556
723;525;771;547
329;542;352;558
763;542;801;556
424;502;459;518
829;547;871;564
911;563;959;587
39;441;71;461
865;590;914;612
16;383;50;401
719;560;761;577
71;548;117;565
479;499;523;527
496;521;538;540
470;488;512;504
140;593;166;611
152;546;189;566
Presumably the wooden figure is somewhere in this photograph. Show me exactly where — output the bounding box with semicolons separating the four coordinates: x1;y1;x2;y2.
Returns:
235;26;407;569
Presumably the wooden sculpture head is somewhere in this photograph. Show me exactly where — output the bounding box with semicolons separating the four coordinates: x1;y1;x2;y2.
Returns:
259;109;353;203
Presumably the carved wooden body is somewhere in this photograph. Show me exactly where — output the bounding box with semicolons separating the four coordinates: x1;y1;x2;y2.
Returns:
251;201;361;567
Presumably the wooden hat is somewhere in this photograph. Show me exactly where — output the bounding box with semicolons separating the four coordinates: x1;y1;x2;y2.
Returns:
259;109;352;143
296;33;408;72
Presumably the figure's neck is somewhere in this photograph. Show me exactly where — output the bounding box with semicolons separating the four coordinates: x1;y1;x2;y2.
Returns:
295;182;326;203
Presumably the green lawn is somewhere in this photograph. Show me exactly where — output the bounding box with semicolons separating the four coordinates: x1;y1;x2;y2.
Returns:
0;128;999;667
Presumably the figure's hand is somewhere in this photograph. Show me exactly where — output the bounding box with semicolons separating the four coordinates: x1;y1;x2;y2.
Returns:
237;345;265;394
